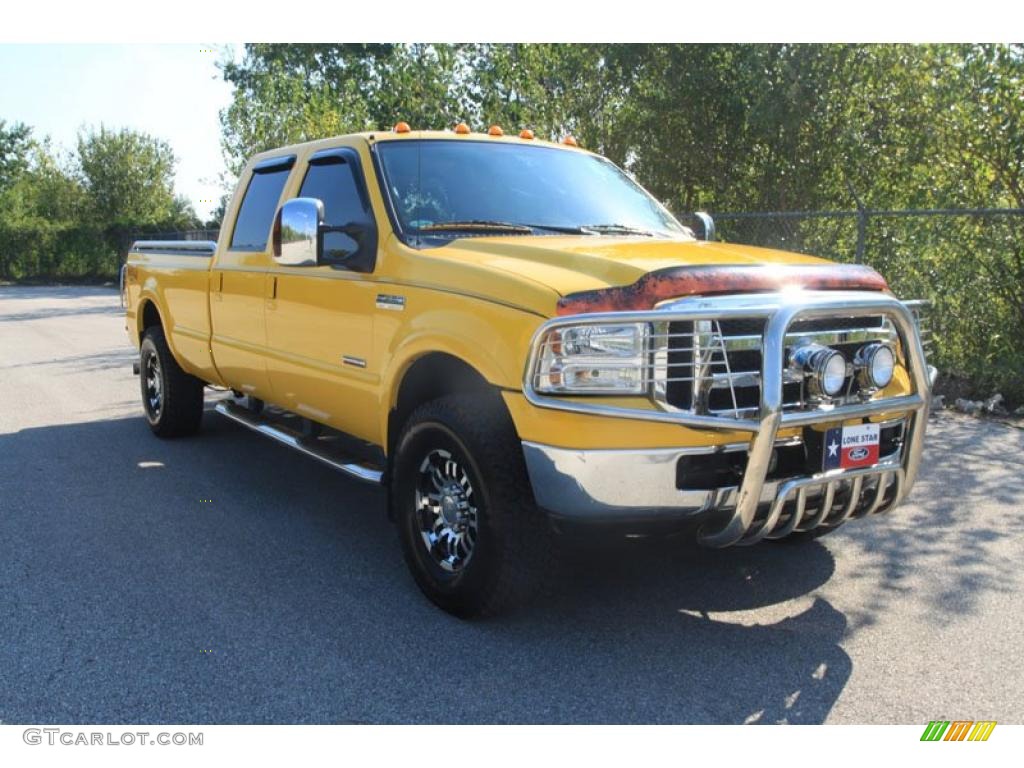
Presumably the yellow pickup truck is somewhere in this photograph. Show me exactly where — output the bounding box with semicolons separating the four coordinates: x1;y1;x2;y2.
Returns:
123;125;935;617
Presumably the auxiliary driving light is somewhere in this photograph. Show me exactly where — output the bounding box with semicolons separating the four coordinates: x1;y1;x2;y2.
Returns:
855;342;895;390
790;343;848;398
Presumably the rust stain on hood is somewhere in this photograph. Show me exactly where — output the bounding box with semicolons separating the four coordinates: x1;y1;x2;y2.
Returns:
556;263;890;316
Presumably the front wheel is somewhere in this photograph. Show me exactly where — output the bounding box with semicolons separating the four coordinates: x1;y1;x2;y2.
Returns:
391;394;552;618
139;326;205;437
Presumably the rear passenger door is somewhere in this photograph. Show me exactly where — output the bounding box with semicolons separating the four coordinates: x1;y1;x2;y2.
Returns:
263;146;381;442
210;155;294;401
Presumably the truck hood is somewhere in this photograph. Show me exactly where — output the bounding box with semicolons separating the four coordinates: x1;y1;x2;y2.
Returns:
433;235;882;316
441;235;833;297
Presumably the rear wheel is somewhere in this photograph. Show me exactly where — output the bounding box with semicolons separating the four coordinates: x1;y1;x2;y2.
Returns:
391;394;552;618
139;327;204;437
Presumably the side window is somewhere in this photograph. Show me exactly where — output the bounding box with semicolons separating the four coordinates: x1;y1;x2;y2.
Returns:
230;166;291;251
299;158;372;263
300;160;368;226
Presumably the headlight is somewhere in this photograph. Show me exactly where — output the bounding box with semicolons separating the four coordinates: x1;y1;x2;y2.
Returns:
790;342;848;398
532;323;648;394
855;343;895;390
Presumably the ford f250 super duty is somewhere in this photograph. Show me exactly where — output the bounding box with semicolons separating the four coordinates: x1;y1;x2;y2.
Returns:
123;123;936;617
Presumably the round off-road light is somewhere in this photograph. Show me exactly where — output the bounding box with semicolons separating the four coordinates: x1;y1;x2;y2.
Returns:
855;343;895;390
819;351;848;396
790;343;848;398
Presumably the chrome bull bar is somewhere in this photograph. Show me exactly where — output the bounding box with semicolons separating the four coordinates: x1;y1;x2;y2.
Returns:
694;292;930;547
523;291;932;547
740;463;904;545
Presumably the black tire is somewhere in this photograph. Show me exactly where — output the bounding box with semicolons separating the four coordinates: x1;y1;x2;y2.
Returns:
139;326;205;437
390;393;552;618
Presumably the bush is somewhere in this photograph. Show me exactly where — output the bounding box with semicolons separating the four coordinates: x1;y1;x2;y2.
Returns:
0;222;115;282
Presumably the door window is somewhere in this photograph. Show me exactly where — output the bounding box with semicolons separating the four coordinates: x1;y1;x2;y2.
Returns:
230;165;292;251
299;159;371;263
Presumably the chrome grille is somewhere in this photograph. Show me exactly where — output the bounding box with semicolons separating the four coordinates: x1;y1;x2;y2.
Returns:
654;314;902;418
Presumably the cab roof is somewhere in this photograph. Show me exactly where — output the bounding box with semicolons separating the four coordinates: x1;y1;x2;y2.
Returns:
248;128;594;165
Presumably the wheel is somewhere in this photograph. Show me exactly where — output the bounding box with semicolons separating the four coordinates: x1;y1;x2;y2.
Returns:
390;394;552;618
139;326;205;437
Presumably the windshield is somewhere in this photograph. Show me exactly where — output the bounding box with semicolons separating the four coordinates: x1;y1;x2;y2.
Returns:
374;139;689;242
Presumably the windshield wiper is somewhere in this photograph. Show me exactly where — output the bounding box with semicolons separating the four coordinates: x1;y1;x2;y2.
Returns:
417;220;534;234
579;223;657;236
416;220;596;235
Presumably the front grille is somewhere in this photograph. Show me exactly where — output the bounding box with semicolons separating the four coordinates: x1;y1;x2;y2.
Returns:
658;314;899;417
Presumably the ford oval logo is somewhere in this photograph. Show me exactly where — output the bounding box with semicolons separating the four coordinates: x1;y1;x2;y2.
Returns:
849;447;869;461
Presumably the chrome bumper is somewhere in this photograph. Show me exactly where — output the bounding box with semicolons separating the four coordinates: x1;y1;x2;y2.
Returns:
523;440;905;543
521;291;935;546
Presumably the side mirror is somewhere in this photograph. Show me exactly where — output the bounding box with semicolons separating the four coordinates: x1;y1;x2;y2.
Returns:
320;221;378;273
693;211;716;242
273;198;324;266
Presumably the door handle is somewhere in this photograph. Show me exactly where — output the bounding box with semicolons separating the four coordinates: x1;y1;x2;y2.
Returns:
270;276;277;300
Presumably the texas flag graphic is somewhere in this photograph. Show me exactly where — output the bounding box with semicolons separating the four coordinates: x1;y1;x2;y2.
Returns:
823;424;880;470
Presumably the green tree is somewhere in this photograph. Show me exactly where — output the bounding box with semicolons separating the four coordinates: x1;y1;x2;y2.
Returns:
76;125;191;229
219;43;1024;402
0;119;33;190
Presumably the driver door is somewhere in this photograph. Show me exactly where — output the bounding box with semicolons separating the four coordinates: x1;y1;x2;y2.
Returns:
263;146;380;443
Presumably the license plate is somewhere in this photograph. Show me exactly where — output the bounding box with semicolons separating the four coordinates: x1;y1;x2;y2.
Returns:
823;424;880;470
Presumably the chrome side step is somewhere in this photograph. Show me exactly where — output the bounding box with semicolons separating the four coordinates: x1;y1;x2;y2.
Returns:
214;401;383;484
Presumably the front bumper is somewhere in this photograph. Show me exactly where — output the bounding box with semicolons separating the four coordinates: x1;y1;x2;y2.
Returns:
520;291;935;546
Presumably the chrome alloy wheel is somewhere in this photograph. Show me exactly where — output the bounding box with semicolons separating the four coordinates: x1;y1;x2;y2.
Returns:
144;352;163;419
415;448;479;572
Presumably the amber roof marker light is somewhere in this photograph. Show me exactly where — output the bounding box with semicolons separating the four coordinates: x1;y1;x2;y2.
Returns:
488;125;504;136
393;121;411;134
519;129;535;140
454;122;471;135
562;136;578;147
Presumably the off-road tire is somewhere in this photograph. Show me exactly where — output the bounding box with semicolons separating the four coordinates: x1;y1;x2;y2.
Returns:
391;393;552;618
139;326;205;437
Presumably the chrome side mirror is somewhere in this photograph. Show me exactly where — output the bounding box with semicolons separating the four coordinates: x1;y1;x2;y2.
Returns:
694;211;716;242
273;198;324;266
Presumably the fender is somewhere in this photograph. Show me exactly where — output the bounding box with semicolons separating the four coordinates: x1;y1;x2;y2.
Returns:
377;300;540;447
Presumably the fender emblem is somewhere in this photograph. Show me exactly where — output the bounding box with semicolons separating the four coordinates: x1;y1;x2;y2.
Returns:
376;294;405;311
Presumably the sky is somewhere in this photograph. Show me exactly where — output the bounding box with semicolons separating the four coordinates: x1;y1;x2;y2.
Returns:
0;44;238;220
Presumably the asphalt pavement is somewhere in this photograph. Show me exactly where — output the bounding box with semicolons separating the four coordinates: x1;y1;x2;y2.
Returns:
1;284;1022;724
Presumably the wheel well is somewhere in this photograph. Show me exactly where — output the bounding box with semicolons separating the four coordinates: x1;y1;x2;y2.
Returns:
388;353;502;458
139;301;162;341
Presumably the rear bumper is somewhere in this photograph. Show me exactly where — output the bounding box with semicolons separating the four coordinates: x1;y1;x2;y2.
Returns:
519;291;936;546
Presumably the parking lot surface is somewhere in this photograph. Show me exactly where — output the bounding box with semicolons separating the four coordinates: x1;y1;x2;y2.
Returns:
1;285;1022;724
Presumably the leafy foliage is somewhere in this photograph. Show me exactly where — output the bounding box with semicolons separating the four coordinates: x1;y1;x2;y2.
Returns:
218;43;1023;400
0;126;197;281
3;44;1021;400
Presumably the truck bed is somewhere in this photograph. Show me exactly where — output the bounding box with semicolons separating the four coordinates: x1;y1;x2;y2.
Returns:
125;239;219;384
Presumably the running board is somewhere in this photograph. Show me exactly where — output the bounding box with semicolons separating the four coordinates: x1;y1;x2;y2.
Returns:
214;401;384;484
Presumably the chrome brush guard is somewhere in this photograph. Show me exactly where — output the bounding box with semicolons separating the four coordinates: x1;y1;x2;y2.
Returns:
522;291;933;547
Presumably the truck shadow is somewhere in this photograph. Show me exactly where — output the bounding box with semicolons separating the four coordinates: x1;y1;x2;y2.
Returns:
0;408;1017;724
817;414;1024;636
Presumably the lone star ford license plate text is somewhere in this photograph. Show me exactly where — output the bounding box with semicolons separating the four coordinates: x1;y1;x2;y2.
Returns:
823;423;880;471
